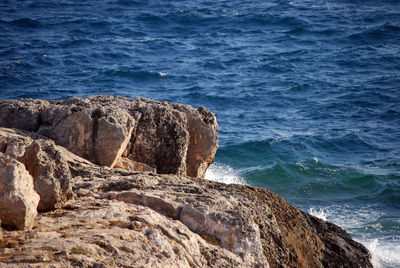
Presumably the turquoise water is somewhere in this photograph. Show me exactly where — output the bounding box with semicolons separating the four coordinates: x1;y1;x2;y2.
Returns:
1;0;400;266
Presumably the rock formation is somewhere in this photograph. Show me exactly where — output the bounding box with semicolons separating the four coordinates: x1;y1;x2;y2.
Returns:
0;96;372;267
0;95;218;178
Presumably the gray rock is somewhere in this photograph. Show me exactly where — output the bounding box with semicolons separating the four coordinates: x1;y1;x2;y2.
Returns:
0;99;51;132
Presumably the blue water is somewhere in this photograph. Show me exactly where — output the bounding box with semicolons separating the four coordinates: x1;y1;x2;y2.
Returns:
1;0;400;266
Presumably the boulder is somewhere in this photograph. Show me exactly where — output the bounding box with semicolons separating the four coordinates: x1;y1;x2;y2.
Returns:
19;139;73;211
0;96;218;178
176;105;218;177
42;100;135;168
0;128;72;211
126;100;190;175
0;154;40;230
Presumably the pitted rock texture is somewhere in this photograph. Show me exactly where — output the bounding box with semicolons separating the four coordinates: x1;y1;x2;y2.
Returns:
0;95;219;178
0;128;73;212
0;154;40;230
0;154;372;267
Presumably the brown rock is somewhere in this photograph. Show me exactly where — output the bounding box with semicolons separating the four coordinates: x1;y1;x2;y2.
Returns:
0;96;372;267
0;95;218;178
0;99;51;132
45;101;135;168
18;139;73;211
127;101;190;175
0;128;72;212
114;157;156;173
0;219;2;244
177;105;218;178
0;154;40;230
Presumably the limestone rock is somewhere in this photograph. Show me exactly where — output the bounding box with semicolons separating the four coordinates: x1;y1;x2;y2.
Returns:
18;139;73;211
0;135;373;267
127;100;189;175
0;99;51;132
0;95;218;178
175;105;218;177
43;99;135;168
97;173;371;268
0;167;372;267
114;157;156;173
0;154;40;230
0;96;372;267
0;128;73;211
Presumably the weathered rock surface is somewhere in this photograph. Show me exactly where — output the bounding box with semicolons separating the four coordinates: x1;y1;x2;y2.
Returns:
0;95;218;178
0;128;73;211
0;96;372;267
0;219;2;243
0;154;40;230
0;99;51;132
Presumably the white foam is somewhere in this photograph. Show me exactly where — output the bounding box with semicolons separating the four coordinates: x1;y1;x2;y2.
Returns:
308;207;327;221
361;238;400;268
305;205;400;268
158;72;167;77
204;163;246;185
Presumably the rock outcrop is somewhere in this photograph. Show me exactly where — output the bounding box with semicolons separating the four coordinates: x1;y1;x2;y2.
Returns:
0;96;372;267
0;95;218;178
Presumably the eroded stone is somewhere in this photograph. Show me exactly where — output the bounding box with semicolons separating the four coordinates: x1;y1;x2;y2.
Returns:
0;154;40;230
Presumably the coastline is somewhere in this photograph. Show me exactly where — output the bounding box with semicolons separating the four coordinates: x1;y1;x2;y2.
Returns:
0;96;372;267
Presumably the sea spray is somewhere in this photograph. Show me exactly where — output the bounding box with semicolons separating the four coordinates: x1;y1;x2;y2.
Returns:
363;238;400;268
204;163;246;185
308;207;327;221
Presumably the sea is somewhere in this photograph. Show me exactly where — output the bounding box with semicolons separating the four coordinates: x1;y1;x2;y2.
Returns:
1;0;399;266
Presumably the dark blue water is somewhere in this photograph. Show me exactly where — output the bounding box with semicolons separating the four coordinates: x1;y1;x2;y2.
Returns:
1;0;400;266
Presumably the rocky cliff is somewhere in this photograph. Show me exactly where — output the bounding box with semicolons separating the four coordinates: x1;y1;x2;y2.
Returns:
0;96;372;267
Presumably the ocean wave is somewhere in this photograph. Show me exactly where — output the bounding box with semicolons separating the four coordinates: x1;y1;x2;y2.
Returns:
308;207;327;221
305;205;400;267
364;239;400;268
103;68;168;81
218;133;385;166
347;23;400;43
204;162;246;185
